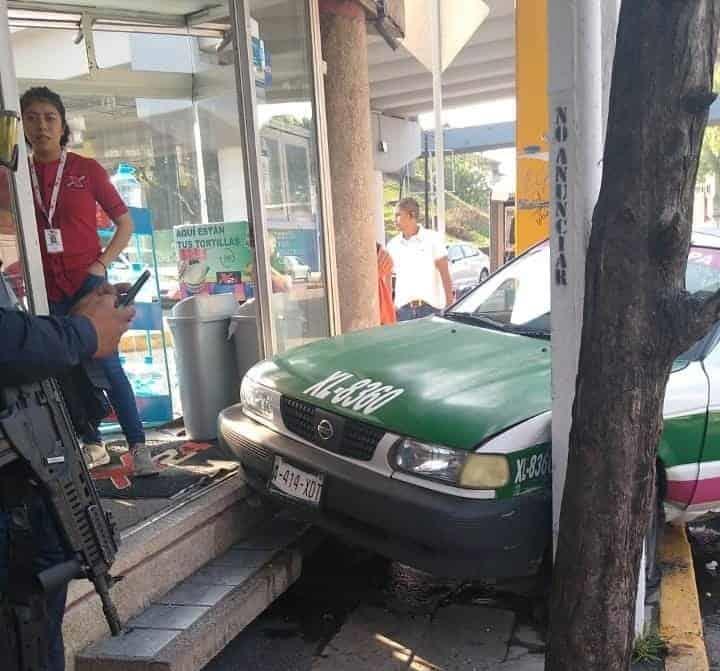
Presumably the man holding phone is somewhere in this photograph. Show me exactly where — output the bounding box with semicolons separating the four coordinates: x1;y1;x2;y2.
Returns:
118;270;150;307
1;283;134;671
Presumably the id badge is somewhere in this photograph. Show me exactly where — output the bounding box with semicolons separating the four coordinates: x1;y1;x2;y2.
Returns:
44;228;64;254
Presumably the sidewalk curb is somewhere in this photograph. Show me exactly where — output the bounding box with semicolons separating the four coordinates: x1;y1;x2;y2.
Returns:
659;524;708;671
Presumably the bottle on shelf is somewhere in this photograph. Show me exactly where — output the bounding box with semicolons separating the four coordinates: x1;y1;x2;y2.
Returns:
111;163;144;208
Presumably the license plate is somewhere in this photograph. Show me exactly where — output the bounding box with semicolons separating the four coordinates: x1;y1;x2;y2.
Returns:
269;456;324;506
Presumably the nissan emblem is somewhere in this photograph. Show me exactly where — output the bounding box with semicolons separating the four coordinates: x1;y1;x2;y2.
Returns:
317;419;334;441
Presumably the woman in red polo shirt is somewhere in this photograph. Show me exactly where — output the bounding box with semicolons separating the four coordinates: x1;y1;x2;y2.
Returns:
20;86;157;477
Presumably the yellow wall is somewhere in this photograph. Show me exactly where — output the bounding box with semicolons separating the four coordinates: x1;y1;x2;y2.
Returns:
515;0;549;253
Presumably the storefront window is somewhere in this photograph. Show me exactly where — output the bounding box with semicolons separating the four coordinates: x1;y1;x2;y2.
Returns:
250;0;331;353
10;14;255;419
8;0;334;373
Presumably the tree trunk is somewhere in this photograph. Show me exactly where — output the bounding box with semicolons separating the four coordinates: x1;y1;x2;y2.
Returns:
546;2;720;670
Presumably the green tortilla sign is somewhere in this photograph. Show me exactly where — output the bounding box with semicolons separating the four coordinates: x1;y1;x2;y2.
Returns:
173;221;254;299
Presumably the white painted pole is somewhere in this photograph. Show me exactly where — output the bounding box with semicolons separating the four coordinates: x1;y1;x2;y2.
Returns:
548;0;645;636
430;0;445;236
548;0;605;550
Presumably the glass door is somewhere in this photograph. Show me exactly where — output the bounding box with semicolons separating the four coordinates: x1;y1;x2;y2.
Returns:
233;0;335;355
7;4;260;420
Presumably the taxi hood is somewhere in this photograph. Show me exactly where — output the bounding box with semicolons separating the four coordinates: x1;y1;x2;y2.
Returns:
250;316;552;451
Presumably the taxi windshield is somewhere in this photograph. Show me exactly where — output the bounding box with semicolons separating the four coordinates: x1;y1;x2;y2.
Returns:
446;242;551;337
445;241;720;341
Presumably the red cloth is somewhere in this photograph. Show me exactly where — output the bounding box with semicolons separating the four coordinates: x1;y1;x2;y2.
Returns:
376;243;396;325
33;152;127;301
379;275;396;325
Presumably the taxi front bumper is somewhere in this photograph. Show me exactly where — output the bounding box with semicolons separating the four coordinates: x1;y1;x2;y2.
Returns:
219;403;551;580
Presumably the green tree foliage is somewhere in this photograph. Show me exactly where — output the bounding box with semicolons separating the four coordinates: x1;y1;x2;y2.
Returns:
698;67;720;218
446;153;495;211
381;152;498;248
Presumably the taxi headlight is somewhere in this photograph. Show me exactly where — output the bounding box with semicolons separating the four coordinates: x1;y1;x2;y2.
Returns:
240;375;277;421
392;439;510;489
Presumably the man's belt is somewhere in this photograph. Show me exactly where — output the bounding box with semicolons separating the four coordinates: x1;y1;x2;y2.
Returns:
404;300;430;309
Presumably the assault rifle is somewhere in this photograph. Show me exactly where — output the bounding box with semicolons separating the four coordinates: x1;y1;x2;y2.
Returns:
0;378;122;636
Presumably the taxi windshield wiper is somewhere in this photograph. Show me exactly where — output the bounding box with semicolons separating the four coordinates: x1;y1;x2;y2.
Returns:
443;311;509;331
444;312;551;339
505;326;551;340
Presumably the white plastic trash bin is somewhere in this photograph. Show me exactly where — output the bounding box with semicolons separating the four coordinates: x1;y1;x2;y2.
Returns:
167;293;239;440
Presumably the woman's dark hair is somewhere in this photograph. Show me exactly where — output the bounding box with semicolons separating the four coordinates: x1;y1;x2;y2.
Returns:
20;86;70;146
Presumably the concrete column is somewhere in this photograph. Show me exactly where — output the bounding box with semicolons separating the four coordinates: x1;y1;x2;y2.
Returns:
548;0;603;550
319;0;379;332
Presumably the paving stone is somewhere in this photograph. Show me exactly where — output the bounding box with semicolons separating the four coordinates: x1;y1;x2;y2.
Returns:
314;604;516;671
78;549;302;671
413;605;516;670
233;518;308;550
512;624;545;651
190;562;259;586
128;605;210;630
157;582;234;607
82;627;178;659
312;606;432;671
500;652;545;670
505;645;530;662
213;547;279;567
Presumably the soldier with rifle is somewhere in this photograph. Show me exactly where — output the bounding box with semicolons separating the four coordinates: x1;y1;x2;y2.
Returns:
0;110;133;671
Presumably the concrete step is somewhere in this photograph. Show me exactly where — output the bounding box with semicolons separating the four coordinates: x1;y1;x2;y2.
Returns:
63;473;270;671
76;516;311;671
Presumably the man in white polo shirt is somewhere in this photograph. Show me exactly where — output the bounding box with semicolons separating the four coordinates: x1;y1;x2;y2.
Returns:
386;197;454;321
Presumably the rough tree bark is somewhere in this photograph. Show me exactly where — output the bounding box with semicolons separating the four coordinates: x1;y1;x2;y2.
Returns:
546;2;720;670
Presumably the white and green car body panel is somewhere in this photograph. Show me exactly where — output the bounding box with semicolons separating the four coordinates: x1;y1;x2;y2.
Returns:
220;229;720;578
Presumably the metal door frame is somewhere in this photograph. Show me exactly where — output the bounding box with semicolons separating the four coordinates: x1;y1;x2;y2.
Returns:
0;2;49;315
1;0;339;344
307;0;341;336
230;0;340;358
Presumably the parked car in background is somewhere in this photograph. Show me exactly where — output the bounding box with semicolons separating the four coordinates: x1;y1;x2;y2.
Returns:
283;255;311;281
219;230;720;583
447;243;490;296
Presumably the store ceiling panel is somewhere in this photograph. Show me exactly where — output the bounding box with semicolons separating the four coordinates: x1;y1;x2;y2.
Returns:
8;0;516;119
7;0;230;35
368;0;515;118
10;0;218;16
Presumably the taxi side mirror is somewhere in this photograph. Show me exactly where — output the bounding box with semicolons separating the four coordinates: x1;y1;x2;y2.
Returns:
0;111;20;172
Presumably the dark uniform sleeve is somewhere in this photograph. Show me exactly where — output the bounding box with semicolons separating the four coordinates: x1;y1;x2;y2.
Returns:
0;308;98;383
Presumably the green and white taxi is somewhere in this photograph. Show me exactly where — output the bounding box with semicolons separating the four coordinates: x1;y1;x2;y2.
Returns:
219;229;720;579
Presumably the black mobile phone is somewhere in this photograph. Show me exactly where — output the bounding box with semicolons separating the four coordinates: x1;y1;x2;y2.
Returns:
118;270;151;307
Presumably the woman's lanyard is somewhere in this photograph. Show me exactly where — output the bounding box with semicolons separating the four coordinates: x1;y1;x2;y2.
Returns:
29;147;68;254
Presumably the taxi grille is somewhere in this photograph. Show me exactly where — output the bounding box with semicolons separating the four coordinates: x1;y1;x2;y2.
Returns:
280;396;383;461
281;397;316;443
